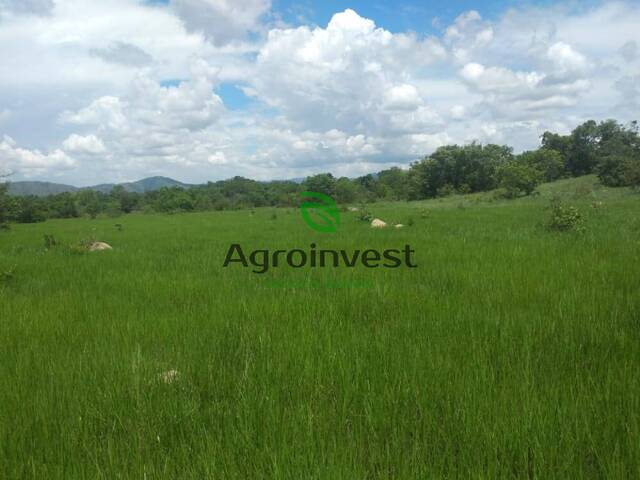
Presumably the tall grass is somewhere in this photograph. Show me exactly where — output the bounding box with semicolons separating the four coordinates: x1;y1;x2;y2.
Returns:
0;176;639;478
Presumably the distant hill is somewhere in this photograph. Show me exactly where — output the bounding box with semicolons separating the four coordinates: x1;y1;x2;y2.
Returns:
118;176;194;193
7;181;79;196
7;176;195;196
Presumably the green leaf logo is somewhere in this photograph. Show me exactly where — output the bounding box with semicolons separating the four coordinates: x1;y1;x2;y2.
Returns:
300;191;340;233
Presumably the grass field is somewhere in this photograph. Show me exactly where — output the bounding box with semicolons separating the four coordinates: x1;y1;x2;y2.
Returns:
1;175;639;478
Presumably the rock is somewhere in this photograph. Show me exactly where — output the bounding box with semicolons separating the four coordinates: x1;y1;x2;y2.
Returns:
395;224;405;229
371;218;387;228
89;242;112;252
348;207;359;212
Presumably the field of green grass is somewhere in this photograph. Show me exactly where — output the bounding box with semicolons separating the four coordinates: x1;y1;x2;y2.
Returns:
1;176;639;478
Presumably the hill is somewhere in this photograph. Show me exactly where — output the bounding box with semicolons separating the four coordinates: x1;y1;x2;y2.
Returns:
6;181;79;196
7;176;194;196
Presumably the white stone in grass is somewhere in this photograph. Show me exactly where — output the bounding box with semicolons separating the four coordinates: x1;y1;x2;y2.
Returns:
89;242;112;251
395;224;405;229
371;218;387;228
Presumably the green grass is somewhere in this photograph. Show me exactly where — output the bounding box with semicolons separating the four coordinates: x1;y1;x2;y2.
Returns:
1;176;639;478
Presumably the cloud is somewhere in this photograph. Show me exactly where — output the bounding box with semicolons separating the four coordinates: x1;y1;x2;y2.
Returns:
444;10;494;64
1;135;75;174
90;42;154;66
62;60;224;132
0;0;54;16
170;0;271;46
1;1;640;184
250;9;445;135
619;40;638;62
62;134;106;154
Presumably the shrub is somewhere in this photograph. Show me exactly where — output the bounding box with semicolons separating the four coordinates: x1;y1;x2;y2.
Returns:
546;199;585;232
359;211;373;222
597;155;640;187
43;234;58;249
0;265;16;285
498;161;541;198
458;184;471;194
520;149;566;182
436;184;456;197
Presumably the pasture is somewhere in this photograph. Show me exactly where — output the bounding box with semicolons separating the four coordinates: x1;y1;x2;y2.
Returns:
1;176;639;478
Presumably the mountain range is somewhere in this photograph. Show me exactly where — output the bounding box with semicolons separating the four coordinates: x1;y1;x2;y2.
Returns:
6;176;194;196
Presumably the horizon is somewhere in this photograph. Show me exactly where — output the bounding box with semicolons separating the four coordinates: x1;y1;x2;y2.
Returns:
1;0;639;185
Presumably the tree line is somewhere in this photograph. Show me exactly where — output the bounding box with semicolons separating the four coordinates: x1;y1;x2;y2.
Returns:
1;119;639;225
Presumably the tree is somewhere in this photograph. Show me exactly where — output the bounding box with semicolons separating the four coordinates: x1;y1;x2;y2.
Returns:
111;185;138;213
567;120;600;176
408;143;512;198
0;174;14;226
303;173;336;197
519;149;565;182
377;167;409;200
498;161;541;198
334;177;358;204
14;196;47;223
541;131;572;160
47;192;79;218
598;155;640;187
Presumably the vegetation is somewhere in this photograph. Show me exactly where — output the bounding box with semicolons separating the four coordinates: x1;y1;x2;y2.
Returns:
0;176;638;477
2;119;638;225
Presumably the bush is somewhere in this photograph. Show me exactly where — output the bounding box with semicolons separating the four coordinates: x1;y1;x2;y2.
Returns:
43;234;58;249
498;161;541;198
597;155;640;187
520;149;566;182
0;265;16;285
436;184;456;197
546;199;584;232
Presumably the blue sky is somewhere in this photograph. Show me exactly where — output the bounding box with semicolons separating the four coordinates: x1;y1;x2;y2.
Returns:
0;0;638;184
274;0;550;32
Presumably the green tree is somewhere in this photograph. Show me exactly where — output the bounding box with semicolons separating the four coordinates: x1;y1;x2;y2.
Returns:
541;131;572;160
498;161;541;198
303;174;336;197
334;177;358;204
408;143;511;198
377;167;409;200
111;185;138;213
0;178;15;225
519;149;566;182
14;196;47;223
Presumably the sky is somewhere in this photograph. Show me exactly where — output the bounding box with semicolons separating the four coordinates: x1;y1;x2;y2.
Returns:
0;0;639;186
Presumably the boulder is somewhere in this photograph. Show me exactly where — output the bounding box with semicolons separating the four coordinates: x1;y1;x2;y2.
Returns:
89;242;112;252
371;218;387;228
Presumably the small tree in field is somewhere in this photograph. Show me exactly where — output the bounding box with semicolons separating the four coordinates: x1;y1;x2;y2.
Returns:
546;198;585;232
0;172;15;228
498;161;541;198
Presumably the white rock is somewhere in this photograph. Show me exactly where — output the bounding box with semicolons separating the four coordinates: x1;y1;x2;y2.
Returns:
348;207;359;212
89;242;112;252
371;218;387;228
395;224;405;229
